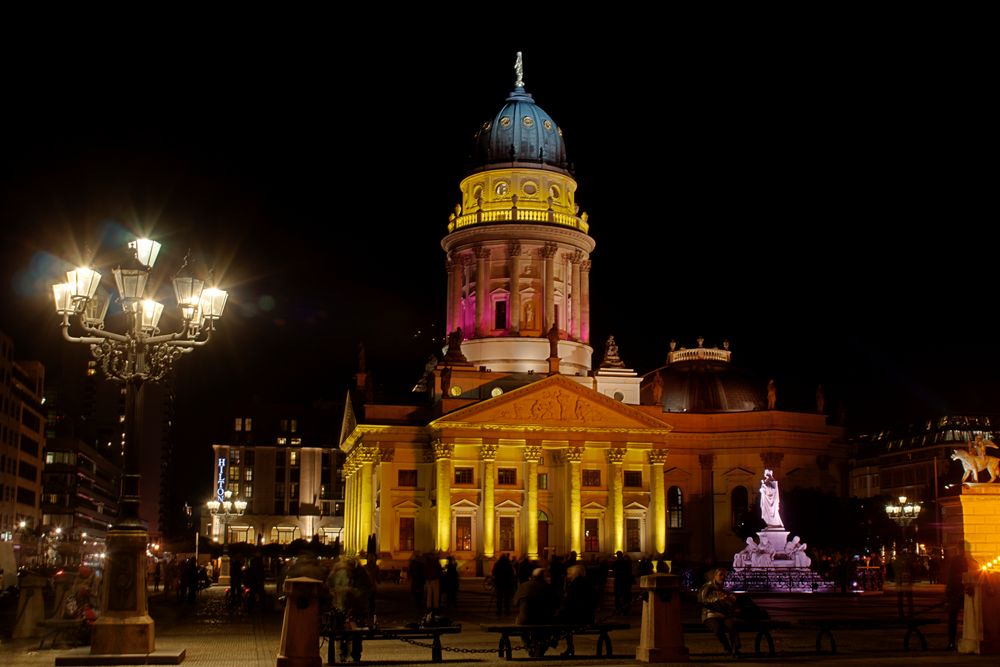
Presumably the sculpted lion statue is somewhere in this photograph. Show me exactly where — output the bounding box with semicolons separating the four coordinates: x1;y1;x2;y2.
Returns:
951;448;1000;484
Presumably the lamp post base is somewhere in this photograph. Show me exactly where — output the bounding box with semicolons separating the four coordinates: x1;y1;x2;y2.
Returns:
91;528;155;655
218;553;231;586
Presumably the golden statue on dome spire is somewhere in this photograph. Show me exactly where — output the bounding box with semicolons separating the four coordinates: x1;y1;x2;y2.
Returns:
514;51;524;88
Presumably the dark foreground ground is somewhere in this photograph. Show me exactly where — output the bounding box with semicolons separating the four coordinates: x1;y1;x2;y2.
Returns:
0;579;996;666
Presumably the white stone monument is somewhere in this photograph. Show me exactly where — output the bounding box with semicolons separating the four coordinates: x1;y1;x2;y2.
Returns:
733;468;811;569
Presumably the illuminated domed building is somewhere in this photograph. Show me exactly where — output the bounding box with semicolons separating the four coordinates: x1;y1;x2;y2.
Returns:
340;57;847;570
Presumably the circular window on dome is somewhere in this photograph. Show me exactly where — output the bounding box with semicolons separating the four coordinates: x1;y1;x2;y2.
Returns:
491;387;503;398
543;120;553;131
500;116;511;128
495;181;509;196
522;116;534;128
523;182;537;196
449;385;464;397
550;185;561;200
482;121;491;131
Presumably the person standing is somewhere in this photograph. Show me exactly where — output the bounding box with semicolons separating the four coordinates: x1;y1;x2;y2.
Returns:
945;546;968;650
153;561;161;593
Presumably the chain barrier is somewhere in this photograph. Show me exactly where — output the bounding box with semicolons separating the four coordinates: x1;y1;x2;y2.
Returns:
396;636;505;654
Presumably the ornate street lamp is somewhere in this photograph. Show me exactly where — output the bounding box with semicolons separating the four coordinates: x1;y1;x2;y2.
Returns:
885;495;922;549
51;238;226;657
206;489;247;586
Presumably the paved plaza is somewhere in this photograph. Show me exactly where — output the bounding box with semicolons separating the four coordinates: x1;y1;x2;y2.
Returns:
1;580;996;666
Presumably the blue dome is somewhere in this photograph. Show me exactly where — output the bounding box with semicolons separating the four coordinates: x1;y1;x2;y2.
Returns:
471;87;569;173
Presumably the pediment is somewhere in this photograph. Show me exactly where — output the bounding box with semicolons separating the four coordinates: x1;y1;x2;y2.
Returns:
451;498;480;510
624;501;647;511
393;499;422;510
663;466;692;481
722;467;756;479
496;499;522;510
432;374;672;432
582;501;607;511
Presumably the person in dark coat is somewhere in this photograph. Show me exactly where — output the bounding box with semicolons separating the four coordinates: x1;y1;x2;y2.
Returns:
612;551;633;613
513;568;556;657
945;546;969;650
492;554;516;617
556;564;595;657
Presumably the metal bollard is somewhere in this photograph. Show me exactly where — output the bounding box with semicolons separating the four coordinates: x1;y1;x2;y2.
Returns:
276;576;324;667
636;574;689;662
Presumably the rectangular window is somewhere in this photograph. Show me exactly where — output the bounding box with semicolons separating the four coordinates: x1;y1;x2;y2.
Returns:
537;473;548;490
289;483;298;499
231;448;240;465
274;500;284;514
244;485;253;499
244;418;252;432
584;518;600;552
499;516;515;552
456;516;472;551
582;469;601;487
277;437;287;445
494;300;507;329
275;483;285;499
399;517;415;551
290;419;297;433
454;467;473;485
235;418;243;431
289;500;299;515
289;450;299;466
668;486;683;529
230;465;240;480
290;437;302;445
624;470;642;487
398;470;418;487
245;468;253;482
497;468;517;485
626;518;641;552
18;461;37;482
229;482;240;496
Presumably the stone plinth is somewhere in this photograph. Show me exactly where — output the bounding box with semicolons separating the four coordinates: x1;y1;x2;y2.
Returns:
276;577;324;667
12;573;47;639
959;485;1000;567
635;574;688;662
90;529;156;656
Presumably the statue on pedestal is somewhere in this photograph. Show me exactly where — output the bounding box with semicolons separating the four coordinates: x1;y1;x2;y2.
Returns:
760;468;783;529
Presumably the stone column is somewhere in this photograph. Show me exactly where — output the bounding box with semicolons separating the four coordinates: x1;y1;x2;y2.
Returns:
446;255;459;334
433;440;454;552
475;247;491;337
508;243;521;334
542;243;558;332
481;442;498;558
608;447;627;554
648;449;669;556
570;251;583;340
580;260;591;344
699;454;715;562
524;444;542;560
359;451;375;554
565;446;584;555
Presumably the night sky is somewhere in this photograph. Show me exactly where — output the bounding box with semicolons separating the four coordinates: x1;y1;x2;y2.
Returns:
0;26;993;505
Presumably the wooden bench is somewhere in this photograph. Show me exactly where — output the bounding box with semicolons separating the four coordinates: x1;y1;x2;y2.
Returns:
321;625;461;664
682;620;791;656
480;623;630;660
798;617;940;653
36;618;87;650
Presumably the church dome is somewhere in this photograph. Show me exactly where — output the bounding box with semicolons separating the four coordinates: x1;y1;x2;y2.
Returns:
640;341;767;413
470;86;569;174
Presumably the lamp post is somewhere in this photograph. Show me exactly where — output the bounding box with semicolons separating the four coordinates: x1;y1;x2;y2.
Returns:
206;489;247;586
51;237;226;657
885;495;922;551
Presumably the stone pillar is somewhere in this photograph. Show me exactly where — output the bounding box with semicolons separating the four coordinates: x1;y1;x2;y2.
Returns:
475;247;490;337
960;570;1000;654
343;465;353;554
699;454;715;562
636;574;688;662
276;577;324;667
433;440;454;552
566;446;584;555
508;243;521;334
11;573;46;639
524;444;542;560
649;449;669;556
481;442;498;558
446;255;457;334
609;447;627;554
359;457;374;554
542;243;558;332
91;529;155;655
570;251;582;340
580;260;591;344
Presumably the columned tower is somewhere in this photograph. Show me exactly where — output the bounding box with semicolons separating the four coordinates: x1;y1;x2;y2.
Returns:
442;54;594;375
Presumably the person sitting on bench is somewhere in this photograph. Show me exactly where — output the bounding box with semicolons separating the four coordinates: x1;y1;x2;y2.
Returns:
513;568;556;657
555;564;595;657
698;567;740;657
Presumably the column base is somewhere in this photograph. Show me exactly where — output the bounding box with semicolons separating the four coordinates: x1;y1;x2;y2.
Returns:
90;615;156;655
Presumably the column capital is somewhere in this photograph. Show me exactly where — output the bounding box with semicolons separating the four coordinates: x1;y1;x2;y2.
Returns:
540;242;558;260
698;453;715;470
508;242;522;257
431;439;454;461
580;259;592;272
523;445;543;463
564;446;585;462
480;443;498;461
377;446;395;463
647;449;669;465
475;246;492;260
460;253;476;267
607;447;627;464
568;249;584;264
356;443;379;464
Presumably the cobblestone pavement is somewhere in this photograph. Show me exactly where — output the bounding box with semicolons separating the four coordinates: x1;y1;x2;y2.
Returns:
1;581;998;665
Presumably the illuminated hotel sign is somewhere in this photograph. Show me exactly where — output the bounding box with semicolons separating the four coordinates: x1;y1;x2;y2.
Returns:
216;457;227;502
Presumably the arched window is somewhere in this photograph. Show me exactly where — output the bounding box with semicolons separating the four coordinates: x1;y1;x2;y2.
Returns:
668;486;683;529
731;486;750;532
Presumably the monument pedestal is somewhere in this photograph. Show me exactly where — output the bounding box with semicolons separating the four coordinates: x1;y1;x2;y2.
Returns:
635;575;688;662
959;571;1000;654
